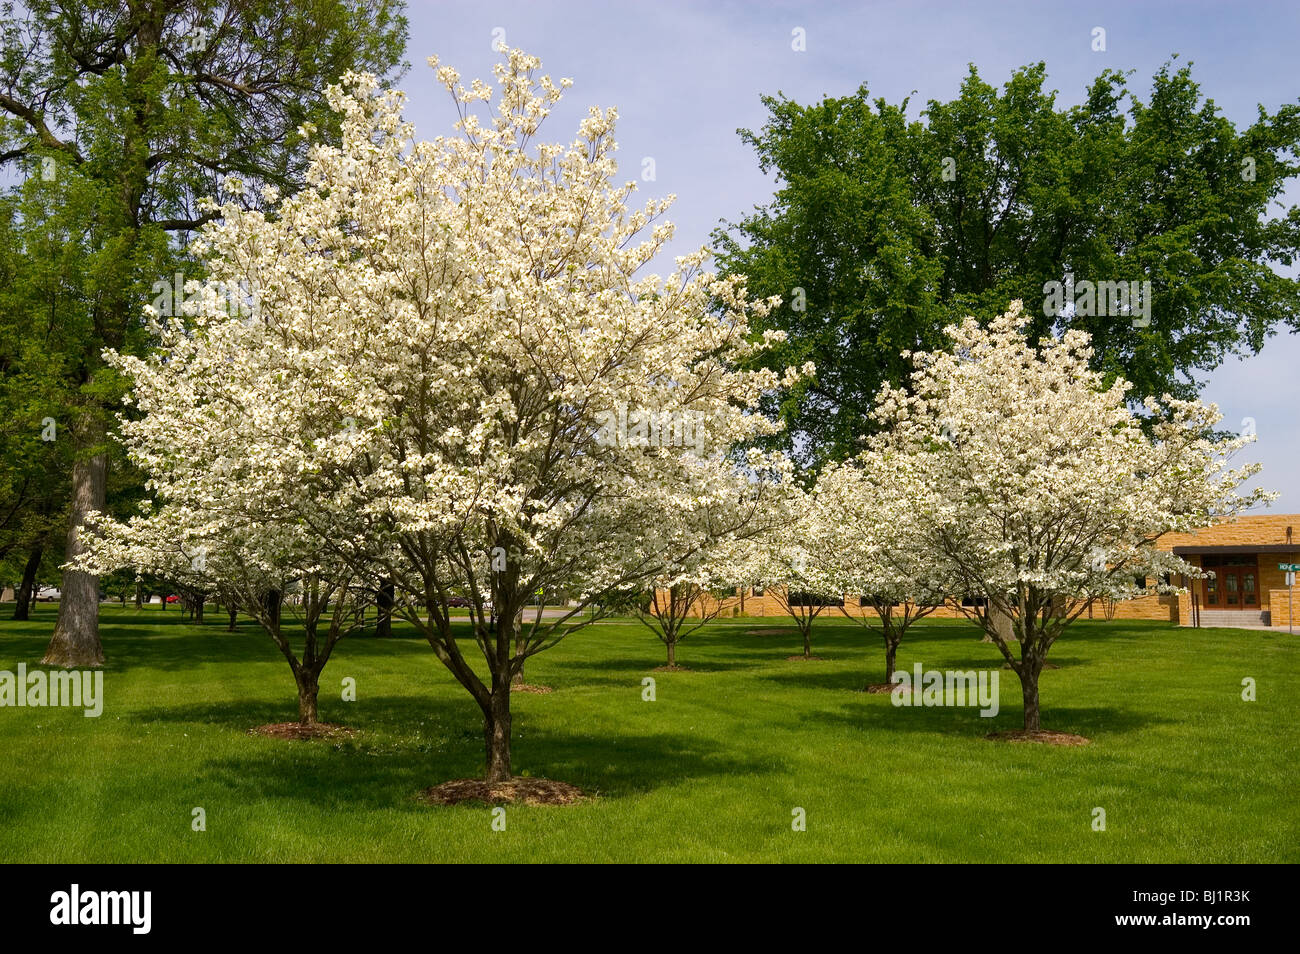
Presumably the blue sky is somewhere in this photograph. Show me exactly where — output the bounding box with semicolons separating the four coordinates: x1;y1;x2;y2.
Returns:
398;0;1299;510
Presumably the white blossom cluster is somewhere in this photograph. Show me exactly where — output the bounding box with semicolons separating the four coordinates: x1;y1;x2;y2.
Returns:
82;51;808;708
796;301;1273;673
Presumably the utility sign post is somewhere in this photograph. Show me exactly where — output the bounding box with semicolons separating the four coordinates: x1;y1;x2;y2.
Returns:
1280;564;1300;634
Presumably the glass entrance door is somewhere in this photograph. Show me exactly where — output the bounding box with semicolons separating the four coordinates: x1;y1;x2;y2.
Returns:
1202;555;1259;608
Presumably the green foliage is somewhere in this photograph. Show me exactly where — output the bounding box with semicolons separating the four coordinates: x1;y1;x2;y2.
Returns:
0;0;409;586
718;59;1300;470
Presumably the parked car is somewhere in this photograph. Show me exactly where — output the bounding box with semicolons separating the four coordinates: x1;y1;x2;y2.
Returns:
165;594;179;603
447;596;471;608
35;586;61;601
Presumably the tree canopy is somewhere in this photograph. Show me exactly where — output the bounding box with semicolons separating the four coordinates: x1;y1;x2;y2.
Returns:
716;60;1300;470
0;0;409;663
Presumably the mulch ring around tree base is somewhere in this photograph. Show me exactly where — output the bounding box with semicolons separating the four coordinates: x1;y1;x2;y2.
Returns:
985;729;1091;746
419;778;590;806
860;683;899;694
1002;662;1061;670
786;654;825;661
248;722;357;741
511;683;554;694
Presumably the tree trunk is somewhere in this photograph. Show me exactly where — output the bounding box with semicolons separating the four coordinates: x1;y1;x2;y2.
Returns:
884;640;897;683
513;612;528;669
134;581;143;609
264;589;282;628
376;580;394;637
666;637;677;668
802;626;812;659
12;543;42;621
43;447;107;667
483;689;512;782
988;602;1016;643
227;604;238;631
296;669;320;725
1020;668;1041;731
195;595;204;625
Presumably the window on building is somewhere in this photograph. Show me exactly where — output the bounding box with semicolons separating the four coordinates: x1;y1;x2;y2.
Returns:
859;594;899;608
788;591;844;608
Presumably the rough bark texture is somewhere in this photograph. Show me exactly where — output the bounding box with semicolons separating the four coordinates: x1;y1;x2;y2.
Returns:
666;637;677;668
296;669;320;725
12;544;42;621
884;640;898;683
1021;669;1041;731
42;447;107;667
987;603;1017;643
483;689;512;782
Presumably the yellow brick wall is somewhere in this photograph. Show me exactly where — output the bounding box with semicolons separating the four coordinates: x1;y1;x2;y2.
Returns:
1082;593;1180;622
1269;589;1298;628
670;514;1298;623
1157;513;1297;551
1258;560;1300;612
690;587;973;620
1173;551;1300;621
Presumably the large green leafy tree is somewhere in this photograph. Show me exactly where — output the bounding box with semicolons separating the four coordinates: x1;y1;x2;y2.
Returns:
0;173;91;620
1;172;159;621
0;0;407;665
717;60;1300;470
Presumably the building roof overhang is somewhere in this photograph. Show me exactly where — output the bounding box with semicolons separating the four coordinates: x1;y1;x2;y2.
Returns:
1172;544;1298;555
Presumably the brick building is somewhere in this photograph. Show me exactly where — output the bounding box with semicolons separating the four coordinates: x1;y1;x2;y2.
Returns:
683;513;1300;630
1157;512;1298;629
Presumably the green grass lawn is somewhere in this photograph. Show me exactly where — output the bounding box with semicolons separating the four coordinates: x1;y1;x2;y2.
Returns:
0;603;1295;862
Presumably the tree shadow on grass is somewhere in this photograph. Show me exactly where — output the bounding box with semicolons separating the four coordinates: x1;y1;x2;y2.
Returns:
803;697;1165;741
132;691;475;735
129;694;777;804
558;654;764;675
85;627;435;675
504;731;775;800
109;632;282;671
759;652;1089;693
891;653;1088;671
759;669;876;692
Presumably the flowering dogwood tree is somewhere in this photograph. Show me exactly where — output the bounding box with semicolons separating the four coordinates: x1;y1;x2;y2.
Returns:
80;493;374;729
636;577;737;670
140;50;804;786
77;193;393;728
809;457;946;689
632;454;791;669
868;302;1271;734
742;481;843;659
